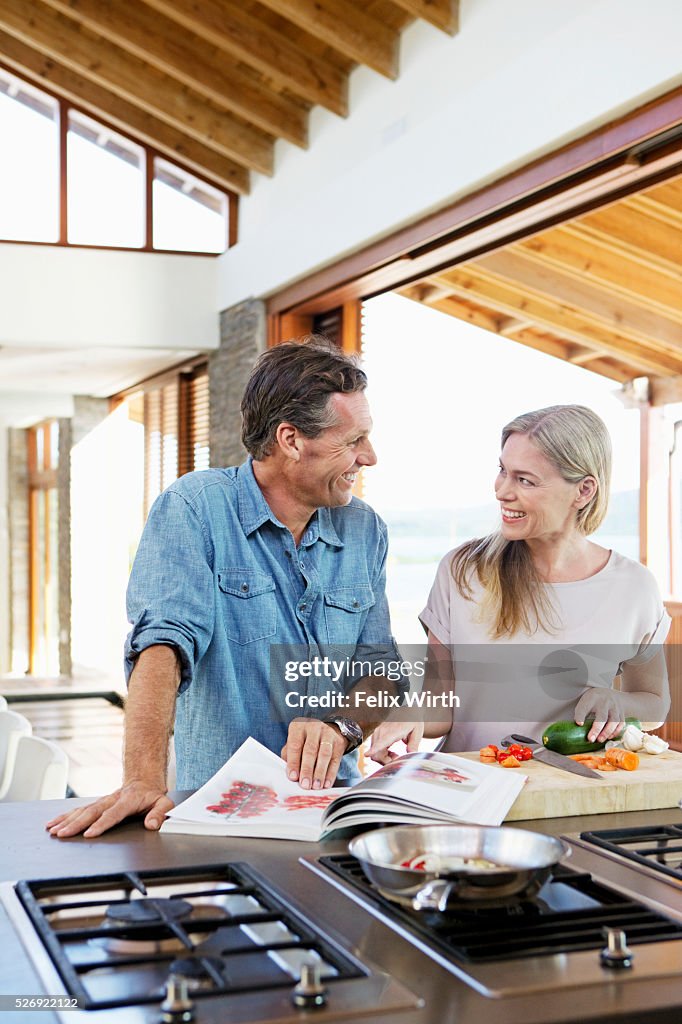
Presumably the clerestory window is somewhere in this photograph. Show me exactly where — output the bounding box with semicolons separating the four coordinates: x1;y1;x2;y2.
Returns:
0;65;232;254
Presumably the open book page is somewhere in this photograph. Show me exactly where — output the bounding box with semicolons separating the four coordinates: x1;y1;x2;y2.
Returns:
322;750;525;832
161;737;336;841
162;740;526;841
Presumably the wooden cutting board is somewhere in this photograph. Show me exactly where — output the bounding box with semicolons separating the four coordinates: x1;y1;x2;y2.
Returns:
459;749;682;820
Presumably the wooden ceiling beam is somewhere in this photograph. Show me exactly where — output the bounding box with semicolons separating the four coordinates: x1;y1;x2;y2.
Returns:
41;0;308;147
497;316;535;337
142;0;348;116
519;227;682;323
627;193;682;232
256;0;400;78
437;267;682;377
650;374;682;406
0;30;250;193
388;0;459;34
476;248;682;356
0;0;273;174
578;204;682;275
500;328;573;363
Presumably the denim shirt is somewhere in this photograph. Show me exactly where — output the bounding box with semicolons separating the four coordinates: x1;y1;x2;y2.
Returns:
125;458;400;788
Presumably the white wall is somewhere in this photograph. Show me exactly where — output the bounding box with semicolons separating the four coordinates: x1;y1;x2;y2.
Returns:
0;244;219;350
217;0;682;307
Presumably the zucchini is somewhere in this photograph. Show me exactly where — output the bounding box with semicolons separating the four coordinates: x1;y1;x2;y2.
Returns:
542;718;642;755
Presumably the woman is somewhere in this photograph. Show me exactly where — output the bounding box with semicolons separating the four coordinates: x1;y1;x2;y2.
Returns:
369;405;670;762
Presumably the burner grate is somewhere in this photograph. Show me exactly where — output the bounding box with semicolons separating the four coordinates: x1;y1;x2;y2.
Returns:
319;855;682;963
15;862;365;1011
581;826;682;881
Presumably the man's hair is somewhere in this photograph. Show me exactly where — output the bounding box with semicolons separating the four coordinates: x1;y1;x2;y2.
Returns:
241;336;367;460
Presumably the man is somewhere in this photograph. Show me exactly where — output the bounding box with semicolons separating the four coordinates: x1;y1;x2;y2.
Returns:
48;338;401;838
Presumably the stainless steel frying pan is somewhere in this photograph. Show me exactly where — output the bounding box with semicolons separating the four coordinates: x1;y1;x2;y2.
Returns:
348;824;570;912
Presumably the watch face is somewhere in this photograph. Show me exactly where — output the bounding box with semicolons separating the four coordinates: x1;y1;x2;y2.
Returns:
333;717;363;751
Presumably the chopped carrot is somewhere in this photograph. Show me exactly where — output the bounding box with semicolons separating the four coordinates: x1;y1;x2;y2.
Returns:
500;755;521;768
479;746;498;763
605;748;639;771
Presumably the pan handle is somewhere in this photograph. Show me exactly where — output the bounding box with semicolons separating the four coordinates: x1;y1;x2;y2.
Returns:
412;878;459;913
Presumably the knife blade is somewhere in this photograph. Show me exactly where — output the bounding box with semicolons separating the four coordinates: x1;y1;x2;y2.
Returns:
501;733;603;780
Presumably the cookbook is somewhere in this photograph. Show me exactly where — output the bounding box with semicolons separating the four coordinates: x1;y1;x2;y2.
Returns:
161;738;527;841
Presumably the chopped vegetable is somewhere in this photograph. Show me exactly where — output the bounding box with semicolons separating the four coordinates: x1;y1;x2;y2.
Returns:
479;745;498;763
500;754;521;768
399;854;500;872
605;748;640;771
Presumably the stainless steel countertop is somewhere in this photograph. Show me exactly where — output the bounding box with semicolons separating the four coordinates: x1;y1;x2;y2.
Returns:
3;796;682;1024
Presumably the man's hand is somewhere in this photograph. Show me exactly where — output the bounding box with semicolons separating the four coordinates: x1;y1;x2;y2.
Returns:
574;688;626;744
46;781;174;839
281;718;347;790
367;721;424;764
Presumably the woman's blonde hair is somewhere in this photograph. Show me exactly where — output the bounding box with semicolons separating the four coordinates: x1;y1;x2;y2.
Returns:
451;405;612;638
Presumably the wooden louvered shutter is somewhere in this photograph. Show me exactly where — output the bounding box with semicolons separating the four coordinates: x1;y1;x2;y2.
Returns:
178;366;210;475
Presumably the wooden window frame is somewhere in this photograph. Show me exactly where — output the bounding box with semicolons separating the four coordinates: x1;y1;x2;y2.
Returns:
26;422;59;675
0;61;237;256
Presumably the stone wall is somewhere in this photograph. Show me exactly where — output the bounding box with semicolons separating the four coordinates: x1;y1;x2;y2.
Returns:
209;298;266;469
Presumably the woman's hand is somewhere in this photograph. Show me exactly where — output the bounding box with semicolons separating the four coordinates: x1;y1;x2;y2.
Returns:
573;688;626;743
367;722;424;764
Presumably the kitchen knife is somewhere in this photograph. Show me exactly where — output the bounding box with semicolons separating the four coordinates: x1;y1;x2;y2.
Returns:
501;733;603;780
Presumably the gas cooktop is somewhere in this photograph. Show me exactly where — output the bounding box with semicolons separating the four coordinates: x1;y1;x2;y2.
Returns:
1;862;419;1023
579;826;682;885
303;851;682;998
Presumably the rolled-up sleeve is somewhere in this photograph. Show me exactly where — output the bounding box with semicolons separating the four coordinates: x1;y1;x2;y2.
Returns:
124;489;215;692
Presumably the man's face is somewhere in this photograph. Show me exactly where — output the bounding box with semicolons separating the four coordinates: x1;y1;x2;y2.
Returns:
294;391;376;510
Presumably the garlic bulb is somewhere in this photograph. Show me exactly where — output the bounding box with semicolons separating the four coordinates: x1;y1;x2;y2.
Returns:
642;733;669;754
619;724;645;752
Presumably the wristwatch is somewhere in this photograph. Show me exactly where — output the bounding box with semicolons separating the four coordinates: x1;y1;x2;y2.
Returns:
323;716;364;753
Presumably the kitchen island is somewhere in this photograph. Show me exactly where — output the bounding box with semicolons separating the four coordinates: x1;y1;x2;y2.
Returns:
2;796;682;1024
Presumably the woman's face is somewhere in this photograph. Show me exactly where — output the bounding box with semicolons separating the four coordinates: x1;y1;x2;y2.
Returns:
494;433;589;544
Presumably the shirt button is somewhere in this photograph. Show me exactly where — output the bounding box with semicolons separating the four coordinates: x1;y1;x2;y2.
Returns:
352;600;359;607
299;561;305;570
299;603;307;611
241;583;249;593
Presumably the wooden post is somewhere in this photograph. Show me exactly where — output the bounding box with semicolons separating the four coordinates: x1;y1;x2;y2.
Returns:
639;403;671;593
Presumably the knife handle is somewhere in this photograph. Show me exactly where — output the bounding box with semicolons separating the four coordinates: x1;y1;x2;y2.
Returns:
501;734;542;747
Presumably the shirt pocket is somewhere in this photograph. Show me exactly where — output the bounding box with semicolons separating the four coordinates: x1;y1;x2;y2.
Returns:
218;569;277;645
324;585;375;647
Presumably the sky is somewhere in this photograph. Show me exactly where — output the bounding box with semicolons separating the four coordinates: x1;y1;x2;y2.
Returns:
362;292;642;513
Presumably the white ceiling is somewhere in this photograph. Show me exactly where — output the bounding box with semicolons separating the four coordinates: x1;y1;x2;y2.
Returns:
0;344;202;398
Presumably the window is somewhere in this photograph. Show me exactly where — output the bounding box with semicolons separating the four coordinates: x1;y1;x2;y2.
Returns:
121;363;210;518
153;157;227;254
0;66;234;252
67;110;145;247
0;69;59;242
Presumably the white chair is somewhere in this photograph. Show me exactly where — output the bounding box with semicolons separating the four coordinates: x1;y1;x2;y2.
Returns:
0;709;32;799
0;695;7;711
1;735;69;801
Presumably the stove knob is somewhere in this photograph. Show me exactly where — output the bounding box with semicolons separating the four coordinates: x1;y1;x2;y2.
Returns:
292;961;328;1010
600;928;634;969
160;977;195;1022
